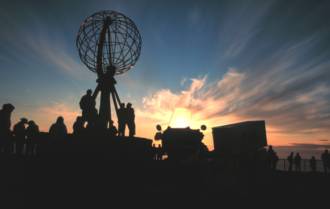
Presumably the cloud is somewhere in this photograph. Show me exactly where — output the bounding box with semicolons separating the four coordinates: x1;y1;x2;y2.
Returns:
0;8;89;80
25;36;87;79
136;37;330;149
279;143;330;150
218;0;275;58
180;77;187;86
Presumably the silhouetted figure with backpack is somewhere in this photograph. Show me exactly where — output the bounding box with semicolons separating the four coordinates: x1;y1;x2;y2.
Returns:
0;103;15;152
287;152;294;172
321;149;329;174
80;89;97;127
310;156;316;173
49;116;67;138
294;153;302;172
118;103;126;136
73;116;85;136
126;103;135;137
13;118;28;154
26;120;39;156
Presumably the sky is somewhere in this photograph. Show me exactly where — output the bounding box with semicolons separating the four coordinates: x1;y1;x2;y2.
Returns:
0;0;329;157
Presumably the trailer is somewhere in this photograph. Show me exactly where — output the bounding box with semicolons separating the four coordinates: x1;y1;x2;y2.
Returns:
212;120;267;156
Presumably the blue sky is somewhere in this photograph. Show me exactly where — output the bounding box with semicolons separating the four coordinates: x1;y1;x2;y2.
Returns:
0;0;330;156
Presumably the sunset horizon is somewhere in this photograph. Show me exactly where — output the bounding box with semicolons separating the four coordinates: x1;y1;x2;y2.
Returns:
1;1;330;208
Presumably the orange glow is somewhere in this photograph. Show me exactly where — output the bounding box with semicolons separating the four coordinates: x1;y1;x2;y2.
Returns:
169;108;191;128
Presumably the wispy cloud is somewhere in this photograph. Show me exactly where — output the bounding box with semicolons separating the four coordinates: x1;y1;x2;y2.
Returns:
136;36;330;149
26;35;90;79
0;8;89;80
218;0;275;58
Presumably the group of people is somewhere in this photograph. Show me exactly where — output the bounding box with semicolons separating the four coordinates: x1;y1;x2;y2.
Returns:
266;146;330;173
0;92;137;154
117;102;135;137
286;150;330;173
0;103;39;155
78;89;136;137
286;152;303;172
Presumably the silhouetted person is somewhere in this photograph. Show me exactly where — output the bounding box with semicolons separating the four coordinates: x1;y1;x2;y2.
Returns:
109;120;118;137
26;120;39;142
287;152;294;172
49;116;67;138
310;156;316;173
26;120;39;156
126;103;135;137
73;116;85;136
267;145;277;170
321;149;329;174
0;103;15;151
117;103;126;136
294;153;302;172
80;89;96;126
13;118;28;154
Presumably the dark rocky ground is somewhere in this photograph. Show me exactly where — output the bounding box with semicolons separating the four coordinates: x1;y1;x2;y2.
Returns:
0;138;329;209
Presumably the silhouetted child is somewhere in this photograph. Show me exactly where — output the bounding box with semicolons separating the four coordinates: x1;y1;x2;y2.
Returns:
13;118;28;154
294;153;302;172
310;156;316;173
126;103;135;137
0;103;15;152
49;116;68;138
287;152;294;172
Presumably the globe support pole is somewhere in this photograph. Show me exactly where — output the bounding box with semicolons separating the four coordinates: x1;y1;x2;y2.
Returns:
92;17;122;129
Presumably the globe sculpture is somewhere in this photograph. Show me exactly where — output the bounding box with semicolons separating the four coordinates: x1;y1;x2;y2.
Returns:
76;10;142;129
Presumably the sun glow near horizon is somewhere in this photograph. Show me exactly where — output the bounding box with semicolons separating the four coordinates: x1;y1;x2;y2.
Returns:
169;108;192;128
